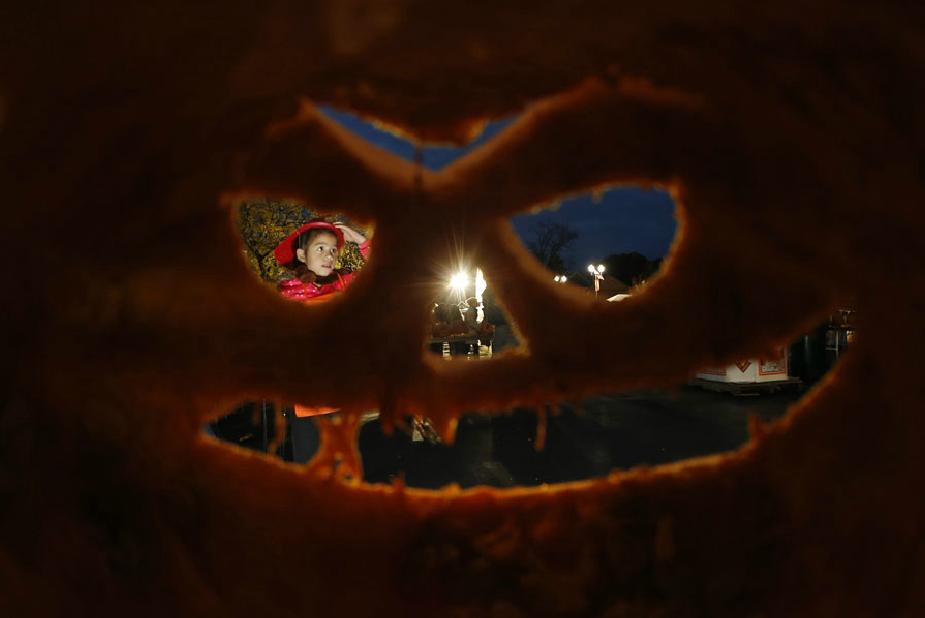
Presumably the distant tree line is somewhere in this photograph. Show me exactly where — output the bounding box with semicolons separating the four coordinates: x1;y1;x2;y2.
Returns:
602;251;663;286
526;221;663;286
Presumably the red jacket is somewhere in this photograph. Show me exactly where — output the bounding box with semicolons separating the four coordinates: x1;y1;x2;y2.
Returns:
279;239;370;417
277;240;370;302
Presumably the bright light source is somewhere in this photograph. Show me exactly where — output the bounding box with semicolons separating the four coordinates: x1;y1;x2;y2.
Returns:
554;275;567;283
587;264;596;274
597;264;606;274
475;268;487;302
449;271;469;291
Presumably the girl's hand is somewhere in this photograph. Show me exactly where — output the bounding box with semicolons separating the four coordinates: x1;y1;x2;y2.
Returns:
334;222;367;245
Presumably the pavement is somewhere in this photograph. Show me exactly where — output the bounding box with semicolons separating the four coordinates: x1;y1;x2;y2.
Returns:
359;386;803;489
210;385;803;489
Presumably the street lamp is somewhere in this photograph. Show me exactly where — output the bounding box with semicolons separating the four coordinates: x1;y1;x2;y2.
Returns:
449;271;469;292
553;275;568;283
587;263;605;297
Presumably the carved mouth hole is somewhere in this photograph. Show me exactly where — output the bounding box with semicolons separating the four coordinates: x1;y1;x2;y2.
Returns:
205;305;855;487
206;389;805;488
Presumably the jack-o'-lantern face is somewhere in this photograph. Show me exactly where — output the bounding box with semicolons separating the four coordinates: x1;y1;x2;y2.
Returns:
5;3;923;616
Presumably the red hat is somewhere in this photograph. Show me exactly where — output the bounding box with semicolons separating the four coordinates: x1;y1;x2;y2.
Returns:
274;220;345;266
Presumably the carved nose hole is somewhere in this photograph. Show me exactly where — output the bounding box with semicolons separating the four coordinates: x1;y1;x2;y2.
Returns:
428;265;518;359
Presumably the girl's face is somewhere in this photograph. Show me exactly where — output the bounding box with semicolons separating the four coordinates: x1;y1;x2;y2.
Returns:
296;231;339;277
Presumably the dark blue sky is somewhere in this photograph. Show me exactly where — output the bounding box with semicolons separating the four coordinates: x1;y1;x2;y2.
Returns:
321;107;676;268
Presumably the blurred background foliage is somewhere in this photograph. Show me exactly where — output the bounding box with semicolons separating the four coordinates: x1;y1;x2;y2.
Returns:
237;200;367;284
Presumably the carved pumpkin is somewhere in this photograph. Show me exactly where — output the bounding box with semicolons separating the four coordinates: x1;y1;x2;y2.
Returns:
2;2;923;616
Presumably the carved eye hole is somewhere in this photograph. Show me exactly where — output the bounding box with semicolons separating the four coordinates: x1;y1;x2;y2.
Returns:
235;200;370;284
514;186;677;297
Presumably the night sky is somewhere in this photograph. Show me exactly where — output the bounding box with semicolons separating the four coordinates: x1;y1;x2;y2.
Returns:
321;107;677;268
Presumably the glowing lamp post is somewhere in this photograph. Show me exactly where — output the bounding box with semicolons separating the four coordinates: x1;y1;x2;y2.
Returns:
553;275;568;284
587;264;605;297
449;271;469;295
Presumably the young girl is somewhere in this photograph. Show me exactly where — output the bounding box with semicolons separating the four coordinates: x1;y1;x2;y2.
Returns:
274;218;369;463
274;219;370;301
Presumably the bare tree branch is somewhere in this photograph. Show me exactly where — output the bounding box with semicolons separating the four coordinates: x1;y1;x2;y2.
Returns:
527;221;578;271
